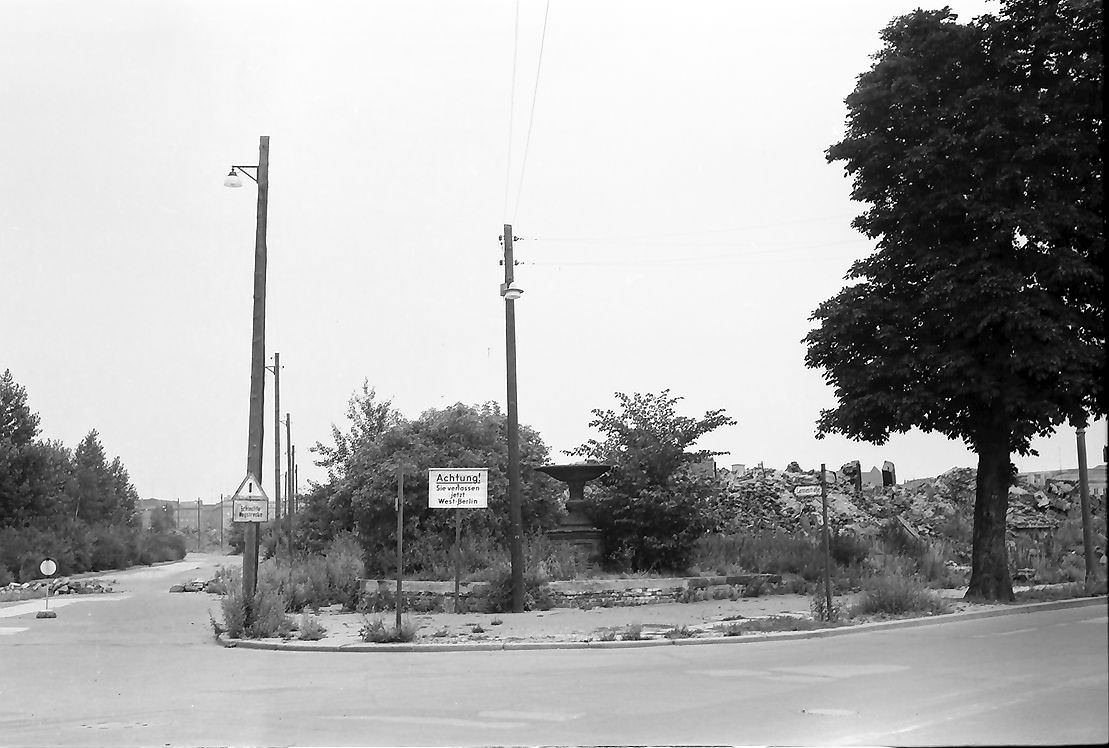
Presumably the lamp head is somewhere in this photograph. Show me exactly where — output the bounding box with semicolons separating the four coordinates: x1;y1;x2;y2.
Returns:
223;168;243;188
500;282;524;300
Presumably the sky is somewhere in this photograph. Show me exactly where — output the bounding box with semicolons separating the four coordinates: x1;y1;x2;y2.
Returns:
1;0;1104;502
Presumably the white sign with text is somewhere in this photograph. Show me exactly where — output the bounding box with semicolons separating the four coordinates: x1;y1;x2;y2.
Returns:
428;468;488;508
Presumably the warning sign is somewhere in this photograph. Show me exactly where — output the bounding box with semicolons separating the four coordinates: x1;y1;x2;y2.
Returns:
428;468;488;509
230;472;270;522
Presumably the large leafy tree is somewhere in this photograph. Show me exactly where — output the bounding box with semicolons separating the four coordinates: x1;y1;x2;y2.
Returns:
570;390;736;571
805;2;1103;600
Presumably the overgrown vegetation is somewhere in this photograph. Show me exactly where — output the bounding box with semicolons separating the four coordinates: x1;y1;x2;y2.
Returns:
849;573;951;618
359;616;418;643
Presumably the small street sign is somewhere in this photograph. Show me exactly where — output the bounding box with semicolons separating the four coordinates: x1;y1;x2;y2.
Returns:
428;468;489;508
230;472;270;522
794;484;822;497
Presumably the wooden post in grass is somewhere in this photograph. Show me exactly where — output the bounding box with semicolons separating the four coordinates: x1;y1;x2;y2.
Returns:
820;463;834;619
396;467;404;630
454;507;462;612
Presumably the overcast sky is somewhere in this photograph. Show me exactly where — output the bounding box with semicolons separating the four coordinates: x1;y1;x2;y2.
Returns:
2;0;1104;502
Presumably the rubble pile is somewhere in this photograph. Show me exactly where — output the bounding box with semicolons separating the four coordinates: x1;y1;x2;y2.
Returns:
1;578;114;595
719;463;1098;541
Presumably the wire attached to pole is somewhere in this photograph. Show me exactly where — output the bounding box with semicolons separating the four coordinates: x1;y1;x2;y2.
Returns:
512;0;551;225
503;0;521;221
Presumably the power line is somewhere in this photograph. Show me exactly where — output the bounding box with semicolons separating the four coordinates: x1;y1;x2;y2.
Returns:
518;238;868;267
511;0;552;224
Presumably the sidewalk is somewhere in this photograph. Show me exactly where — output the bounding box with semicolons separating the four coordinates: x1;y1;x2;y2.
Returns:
216;587;1107;652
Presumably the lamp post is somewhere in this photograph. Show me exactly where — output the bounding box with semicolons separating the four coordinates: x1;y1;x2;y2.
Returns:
225;135;269;603
500;224;525;613
265;353;282;560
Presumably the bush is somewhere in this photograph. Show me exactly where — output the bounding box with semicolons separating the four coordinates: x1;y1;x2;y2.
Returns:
218;568;295;639
138;532;187;565
479;563;553;612
298;615;327;641
829;530;871;567
850;572;951;618
359;616;418;643
810;589;842;622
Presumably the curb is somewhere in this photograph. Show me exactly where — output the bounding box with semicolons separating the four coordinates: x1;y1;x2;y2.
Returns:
216;595;1107;653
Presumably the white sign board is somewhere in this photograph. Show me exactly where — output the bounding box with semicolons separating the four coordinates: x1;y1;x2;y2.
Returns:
794;484;823;497
230;472;270;523
428;468;488;508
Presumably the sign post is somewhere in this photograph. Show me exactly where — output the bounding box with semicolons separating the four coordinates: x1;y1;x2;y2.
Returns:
37;558;57;619
230;473;270;523
820;463;834;620
429;468;489;612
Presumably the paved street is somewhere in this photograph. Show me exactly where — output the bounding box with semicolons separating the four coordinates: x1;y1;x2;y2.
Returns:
1;555;1106;746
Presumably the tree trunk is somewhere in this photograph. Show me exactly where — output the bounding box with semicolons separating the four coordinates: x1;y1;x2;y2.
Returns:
966;430;1015;601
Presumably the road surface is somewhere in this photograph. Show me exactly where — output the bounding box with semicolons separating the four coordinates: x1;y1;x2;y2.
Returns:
1;554;1105;746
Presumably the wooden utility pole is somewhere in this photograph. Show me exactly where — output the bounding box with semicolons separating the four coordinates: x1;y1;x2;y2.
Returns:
396;468;404;630
243;134;270;602
271;353;282;550
820;463;834;620
285;413;293;556
1076;426;1097;589
502;224;525;613
197;499;201;552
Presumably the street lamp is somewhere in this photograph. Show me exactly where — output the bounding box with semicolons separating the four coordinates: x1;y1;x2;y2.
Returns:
501;224;525;613
225;136;270;604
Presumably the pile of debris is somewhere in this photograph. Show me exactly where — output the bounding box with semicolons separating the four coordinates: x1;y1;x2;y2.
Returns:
718;463;1098;541
169;578;222;593
1;577;114;595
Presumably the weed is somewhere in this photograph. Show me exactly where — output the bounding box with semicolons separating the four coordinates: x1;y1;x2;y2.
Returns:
724;615;832;634
621;623;644;641
208;612;225;640
742;576;768;598
810;589;842;622
663;625;695;639
850;572;951;618
598;630;617;641
490;618;503;626
431;627;449;638
359;616;418;643
298;615;327;641
471;624;485;633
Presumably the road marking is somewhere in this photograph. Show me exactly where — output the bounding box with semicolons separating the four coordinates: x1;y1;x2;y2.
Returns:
802;708;858;717
1078;616;1108;624
0;627;28;635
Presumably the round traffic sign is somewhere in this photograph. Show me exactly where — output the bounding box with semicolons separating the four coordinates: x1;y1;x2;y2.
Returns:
39;558;57;577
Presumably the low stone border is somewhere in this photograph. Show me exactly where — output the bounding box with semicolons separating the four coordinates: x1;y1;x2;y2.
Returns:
359;574;782;612
216;595;1106;653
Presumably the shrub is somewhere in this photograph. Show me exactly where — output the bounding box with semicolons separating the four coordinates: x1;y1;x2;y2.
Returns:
829;530;871;567
663;625;694;639
298;615;327;641
621;623;644;641
810;589;842;622
478;563;553;612
850;572;951;618
360;616;418;643
139;532;187;565
218;568;294;639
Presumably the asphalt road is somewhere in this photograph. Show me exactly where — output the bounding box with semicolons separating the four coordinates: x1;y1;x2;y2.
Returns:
1;554;1106;747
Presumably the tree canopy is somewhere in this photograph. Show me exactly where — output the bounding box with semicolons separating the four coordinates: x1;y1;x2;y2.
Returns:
305;385;563;575
570;390;736;571
805;1;1103;599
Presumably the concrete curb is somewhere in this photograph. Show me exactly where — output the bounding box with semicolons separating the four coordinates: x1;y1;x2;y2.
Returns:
216;595;1106;653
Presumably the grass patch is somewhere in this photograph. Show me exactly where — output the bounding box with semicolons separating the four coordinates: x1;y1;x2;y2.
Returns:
850;572;951;618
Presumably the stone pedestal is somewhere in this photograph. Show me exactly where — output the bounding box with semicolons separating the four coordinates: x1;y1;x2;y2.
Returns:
537;463;611;563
